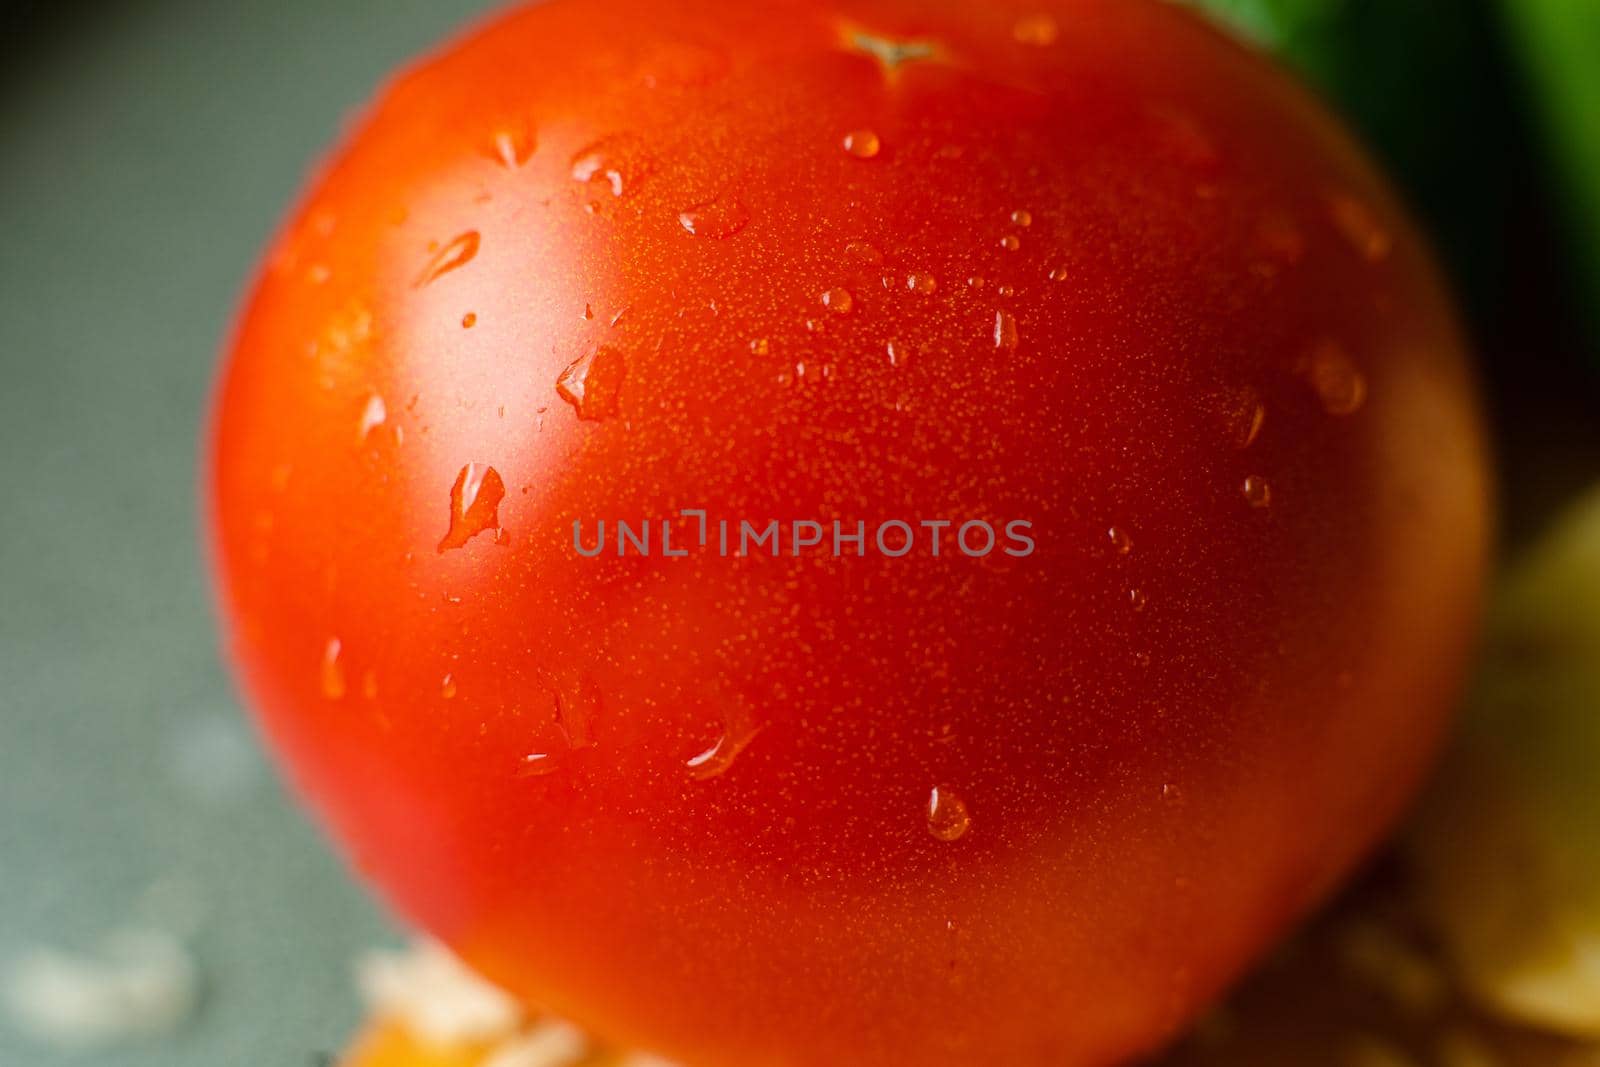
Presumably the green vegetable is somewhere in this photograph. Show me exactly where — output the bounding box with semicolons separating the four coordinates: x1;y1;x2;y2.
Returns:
1497;0;1600;347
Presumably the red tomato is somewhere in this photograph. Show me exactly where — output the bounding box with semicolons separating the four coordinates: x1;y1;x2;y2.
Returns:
207;1;1492;1064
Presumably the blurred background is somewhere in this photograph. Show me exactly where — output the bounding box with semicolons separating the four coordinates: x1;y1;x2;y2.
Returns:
1;1;1597;1065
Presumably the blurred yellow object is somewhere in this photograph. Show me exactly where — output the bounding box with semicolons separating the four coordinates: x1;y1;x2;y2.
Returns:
1410;488;1600;1038
341;1020;497;1067
338;942;666;1067
1160;879;1600;1067
338;1016;654;1067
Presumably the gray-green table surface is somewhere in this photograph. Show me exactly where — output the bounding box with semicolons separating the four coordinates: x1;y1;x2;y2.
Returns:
0;2;500;1063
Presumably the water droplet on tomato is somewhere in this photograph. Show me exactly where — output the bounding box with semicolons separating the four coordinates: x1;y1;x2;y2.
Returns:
1048;266;1069;282
556;345;627;421
844;240;884;266
1328;194;1393;262
461;312;477;329
1298;340;1368;416
821;287;854;313
842;129;881;159
1010;208;1033;227
679;195;751;238
1209;385;1265;449
993;310;1019;350
1109;526;1132;555
1129;588;1148;611
483;122;537;168
927;786;971;841
887;340;909;367
687;709;762;781
967;275;987;289
906;273;938;294
519;752;560;778
1242;475;1272;508
437;463;507;552
320;638;346;699
749;338;771;356
999;234;1021;252
1012;13;1060;45
571;135;657;197
441;674;458;700
358;394;387;442
553;677;600;750
414;231;480;287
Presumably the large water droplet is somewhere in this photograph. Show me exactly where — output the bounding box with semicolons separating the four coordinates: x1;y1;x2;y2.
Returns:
687;703;762;781
441;674;458;699
414;232;480;287
437;463;507;552
1208;385;1265;449
821;287;854;314
571;135;657;198
1328;194;1393;263
842;129;882;159
994;310;1019;350
556;346;627;421
679;195;751;238
927;786;971;841
519;752;560;778
358;394;387;442
1108;526;1132;555
1242;475;1272;508
1010;208;1033;227
549;676;600;752
1299;340;1368;416
999;234;1021;252
844;240;884;266
320;638;346;700
483;122;537;169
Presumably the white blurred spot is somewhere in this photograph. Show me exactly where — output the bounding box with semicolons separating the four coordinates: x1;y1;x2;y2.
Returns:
357;940;523;1046
2;928;199;1050
167;714;262;803
480;1020;589;1067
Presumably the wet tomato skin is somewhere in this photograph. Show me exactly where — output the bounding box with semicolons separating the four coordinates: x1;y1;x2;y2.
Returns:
207;2;1491;1065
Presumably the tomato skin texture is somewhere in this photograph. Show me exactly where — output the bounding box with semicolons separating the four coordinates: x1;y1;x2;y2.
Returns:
208;2;1491;1065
